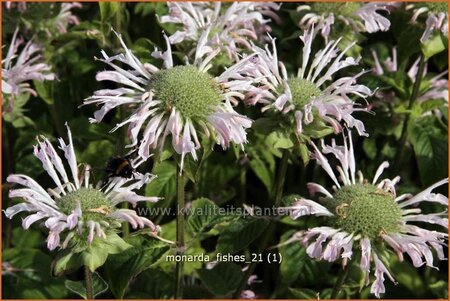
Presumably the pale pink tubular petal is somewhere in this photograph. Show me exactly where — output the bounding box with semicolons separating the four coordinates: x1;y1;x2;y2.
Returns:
357;2;391;33
22;212;47;229
398;178;448;208
87;221;96;243
109;191;161;207
47;222;67;251
4;203;32;218
66;200;82;229
370;253;396;298
360;237;371;285
322;231;353;262
311;141;341;188
34;141;65;193
58;124;80;189
421;14;437;43
7;174;56;205
403;213;448;228
306;182;333;198
372;161;389;185
281;198;333;219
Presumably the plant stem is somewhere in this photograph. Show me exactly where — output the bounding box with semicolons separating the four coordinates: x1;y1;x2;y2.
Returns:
175;166;185;299
2;125;13;249
393;54;426;173
330;260;353;299
233;149;290;298
273;149;290;206
84;266;94;300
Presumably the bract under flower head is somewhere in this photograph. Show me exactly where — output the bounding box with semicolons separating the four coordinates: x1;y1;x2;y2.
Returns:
244;28;371;138
281;131;448;298
159;2;280;60
84;29;253;169
4;124;160;251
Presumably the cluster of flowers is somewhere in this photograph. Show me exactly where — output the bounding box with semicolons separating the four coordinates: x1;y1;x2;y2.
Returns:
2;2;448;298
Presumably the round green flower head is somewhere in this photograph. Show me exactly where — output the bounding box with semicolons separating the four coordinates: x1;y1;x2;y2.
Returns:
149;65;222;119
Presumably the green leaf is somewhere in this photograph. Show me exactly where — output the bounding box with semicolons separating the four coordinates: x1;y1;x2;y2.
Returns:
267;131;294;149
3;248;68;299
248;148;275;193
146;161;177;201
52;250;83;277
409;116;448;186
79;140;115;167
65;272;108;299
278;230;307;286
12;227;44;248
33;80;54;105
99;2;121;21
105;237;170;298
216;217;269;254
297;142;310;166
187;198;223;235
197;262;243;296
288;288;318;299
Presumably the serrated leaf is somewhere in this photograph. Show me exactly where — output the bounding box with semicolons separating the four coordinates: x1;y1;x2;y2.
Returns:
279;230;307;286
216;217;269;254
288;287;318;299
248;149;274;193
146;161;177;201
104;236;170;298
409;116;448;186
187;198;223;235
197;262;243;296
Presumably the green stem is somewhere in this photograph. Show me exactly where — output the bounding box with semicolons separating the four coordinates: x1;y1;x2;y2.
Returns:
84;266;94;300
232;149;290;299
238;162;247;205
2;125;13;249
393;54;426;173
175;166;185;299
330;260;354;299
273;149;290;206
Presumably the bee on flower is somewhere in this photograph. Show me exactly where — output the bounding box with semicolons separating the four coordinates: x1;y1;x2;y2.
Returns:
158;2;280;61
280;132;448;298
4;125;161;252
84;29;254;169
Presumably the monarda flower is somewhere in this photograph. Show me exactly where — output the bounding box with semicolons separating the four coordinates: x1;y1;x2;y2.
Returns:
4;125;160;252
4;2;81;36
84;30;253;169
2;29;55;114
408;2;448;43
282;133;448;298
296;2;395;40
158;1;280;60
245;28;371;138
